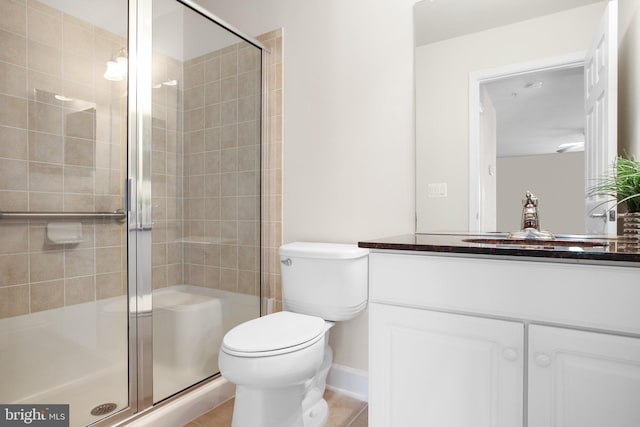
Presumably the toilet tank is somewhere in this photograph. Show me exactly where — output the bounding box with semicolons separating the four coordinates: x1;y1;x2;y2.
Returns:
279;242;369;321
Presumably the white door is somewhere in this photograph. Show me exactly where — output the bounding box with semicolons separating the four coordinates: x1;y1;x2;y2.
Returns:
528;325;640;427
479;86;497;232
369;303;523;427
584;0;618;235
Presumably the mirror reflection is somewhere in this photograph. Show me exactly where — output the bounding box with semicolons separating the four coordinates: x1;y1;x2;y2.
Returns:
414;0;626;235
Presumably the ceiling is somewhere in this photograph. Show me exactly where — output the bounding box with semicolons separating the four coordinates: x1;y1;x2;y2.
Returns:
483;66;585;157
414;0;605;47
38;0;241;61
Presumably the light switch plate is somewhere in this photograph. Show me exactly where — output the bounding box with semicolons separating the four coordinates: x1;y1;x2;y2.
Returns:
427;183;447;198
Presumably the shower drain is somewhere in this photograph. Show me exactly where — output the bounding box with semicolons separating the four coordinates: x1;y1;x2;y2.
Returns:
90;403;118;416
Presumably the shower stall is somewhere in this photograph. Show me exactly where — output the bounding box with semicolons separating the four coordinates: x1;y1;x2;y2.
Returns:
0;0;268;425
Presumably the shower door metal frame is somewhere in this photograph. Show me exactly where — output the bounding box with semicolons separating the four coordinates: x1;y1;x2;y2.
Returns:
129;0;155;413
101;0;270;425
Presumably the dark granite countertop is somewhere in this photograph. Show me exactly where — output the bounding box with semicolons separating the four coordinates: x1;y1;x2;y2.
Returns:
358;233;640;264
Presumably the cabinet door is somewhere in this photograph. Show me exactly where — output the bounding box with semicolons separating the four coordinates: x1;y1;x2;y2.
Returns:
369;303;524;427
529;325;640;427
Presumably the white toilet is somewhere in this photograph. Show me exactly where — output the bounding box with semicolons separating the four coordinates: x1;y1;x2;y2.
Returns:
219;242;369;427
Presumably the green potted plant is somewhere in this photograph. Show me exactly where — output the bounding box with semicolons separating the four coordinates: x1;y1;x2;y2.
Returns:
589;156;640;238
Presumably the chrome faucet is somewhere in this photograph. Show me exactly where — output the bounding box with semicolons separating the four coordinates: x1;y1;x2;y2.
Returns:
521;191;540;230
507;191;555;240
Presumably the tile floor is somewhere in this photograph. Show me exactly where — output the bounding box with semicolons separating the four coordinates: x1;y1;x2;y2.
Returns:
183;390;368;427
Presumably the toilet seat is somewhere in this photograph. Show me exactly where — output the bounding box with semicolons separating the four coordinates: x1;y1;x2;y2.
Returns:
221;311;326;358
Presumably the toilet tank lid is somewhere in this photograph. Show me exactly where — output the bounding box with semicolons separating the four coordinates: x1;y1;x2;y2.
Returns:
279;242;369;259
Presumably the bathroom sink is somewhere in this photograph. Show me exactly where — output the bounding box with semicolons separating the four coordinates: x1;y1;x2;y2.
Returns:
463;238;610;248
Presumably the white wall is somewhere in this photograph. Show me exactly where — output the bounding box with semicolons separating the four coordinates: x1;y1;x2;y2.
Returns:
194;0;416;370
497;152;585;234
415;2;607;232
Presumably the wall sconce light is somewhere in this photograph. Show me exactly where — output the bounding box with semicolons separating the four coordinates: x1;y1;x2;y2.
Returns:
104;58;122;81
104;48;128;82
116;48;128;75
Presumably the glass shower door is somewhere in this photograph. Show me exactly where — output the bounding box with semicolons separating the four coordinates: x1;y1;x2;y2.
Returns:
1;0;265;422
0;0;131;426
150;0;262;402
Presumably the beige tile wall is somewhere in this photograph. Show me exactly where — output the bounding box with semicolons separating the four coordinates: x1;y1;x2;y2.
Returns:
0;0;282;318
150;30;282;302
0;0;128;319
150;50;184;290
179;41;262;296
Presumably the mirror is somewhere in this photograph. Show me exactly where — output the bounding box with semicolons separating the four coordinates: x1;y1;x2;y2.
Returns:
414;0;629;234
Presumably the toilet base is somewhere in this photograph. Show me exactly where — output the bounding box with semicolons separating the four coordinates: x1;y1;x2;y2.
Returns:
303;398;328;427
232;384;306;427
230;386;330;427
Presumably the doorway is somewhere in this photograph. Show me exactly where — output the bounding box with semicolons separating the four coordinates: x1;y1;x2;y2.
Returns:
469;52;586;233
469;0;619;236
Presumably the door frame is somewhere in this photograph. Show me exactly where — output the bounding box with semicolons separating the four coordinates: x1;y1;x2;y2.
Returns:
468;51;586;232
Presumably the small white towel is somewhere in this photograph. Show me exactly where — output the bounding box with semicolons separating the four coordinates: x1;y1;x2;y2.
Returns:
47;222;83;244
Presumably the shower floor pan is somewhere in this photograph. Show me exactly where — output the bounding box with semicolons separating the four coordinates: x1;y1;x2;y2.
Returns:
1;285;259;427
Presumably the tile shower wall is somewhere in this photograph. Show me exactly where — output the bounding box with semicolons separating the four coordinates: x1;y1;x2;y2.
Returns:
151;51;184;289
183;41;261;295
0;3;280;317
152;38;266;297
0;0;127;318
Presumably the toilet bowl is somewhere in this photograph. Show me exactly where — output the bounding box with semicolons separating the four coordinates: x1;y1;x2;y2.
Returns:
219;242;369;427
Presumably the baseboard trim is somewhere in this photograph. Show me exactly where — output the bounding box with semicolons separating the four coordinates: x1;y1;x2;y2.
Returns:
326;363;368;402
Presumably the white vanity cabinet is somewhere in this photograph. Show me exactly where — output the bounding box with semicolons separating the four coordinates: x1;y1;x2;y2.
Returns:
370;303;524;426
368;251;640;427
528;325;640;427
